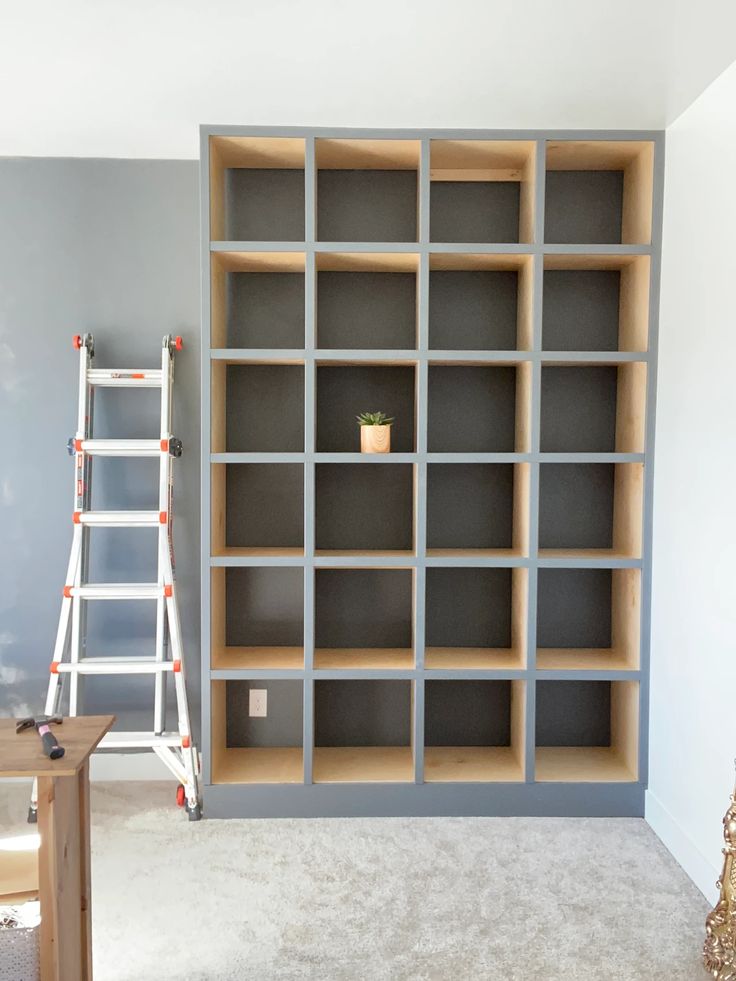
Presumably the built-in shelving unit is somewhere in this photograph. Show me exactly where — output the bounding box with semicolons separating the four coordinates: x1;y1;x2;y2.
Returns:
202;127;662;818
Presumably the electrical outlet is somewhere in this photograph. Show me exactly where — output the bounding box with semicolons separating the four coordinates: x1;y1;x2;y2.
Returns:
249;688;267;718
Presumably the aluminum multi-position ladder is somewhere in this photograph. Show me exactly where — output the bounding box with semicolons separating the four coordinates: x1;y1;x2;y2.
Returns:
29;332;202;821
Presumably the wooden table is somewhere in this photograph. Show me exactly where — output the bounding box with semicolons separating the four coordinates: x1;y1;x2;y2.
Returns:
0;715;114;981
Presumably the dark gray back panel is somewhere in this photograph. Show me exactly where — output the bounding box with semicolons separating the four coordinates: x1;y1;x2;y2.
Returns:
315;464;414;551
430;182;520;243
227;272;305;348
316;365;415;452
426;568;512;648
542;270;621;351
540;366;618;452
317;272;416;349
226;365;305;452
537;569;612;648
427;464;513;549
225;567;304;647
314;680;411;746
428;366;517;452
425;681;511;746
225;464;304;549
226;680;303;748
536;681;611;747
224;169;305;241
538;463;614;550
544;171;623;244
317;171;417;242
315;570;413;648
429;271;518;350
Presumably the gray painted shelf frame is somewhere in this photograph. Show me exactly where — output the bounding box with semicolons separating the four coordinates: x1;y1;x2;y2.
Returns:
200;127;664;819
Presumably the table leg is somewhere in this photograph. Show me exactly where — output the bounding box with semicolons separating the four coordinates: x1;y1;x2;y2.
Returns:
37;770;89;981
78;761;93;980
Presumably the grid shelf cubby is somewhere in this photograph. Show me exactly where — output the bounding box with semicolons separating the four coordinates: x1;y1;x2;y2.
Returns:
315;464;415;554
429;254;533;351
544;140;654;245
211;462;304;557
211;252;306;350
535;680;638;782
425;567;527;670
316;139;420;243
540;362;646;453
316;252;419;349
316;364;416;453
212;362;305;453
536;567;640;671
203;127;660;817
428;363;531;453
429;140;535;244
209;136;306;242
542;255;649;353
538;462;643;558
314;569;413;669
210;567;304;671
313;680;414;782
426;463;530;557
424;680;525;782
211;679;304;784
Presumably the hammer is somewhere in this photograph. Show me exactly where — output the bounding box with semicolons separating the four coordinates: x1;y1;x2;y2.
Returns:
16;715;65;760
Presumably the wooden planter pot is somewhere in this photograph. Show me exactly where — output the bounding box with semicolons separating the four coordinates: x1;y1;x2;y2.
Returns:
360;425;391;454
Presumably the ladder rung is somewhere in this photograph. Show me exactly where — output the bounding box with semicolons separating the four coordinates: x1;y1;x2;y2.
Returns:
87;369;163;388
55;658;174;675
69;583;163;600
99;731;182;749
76;439;163;457
76;511;161;527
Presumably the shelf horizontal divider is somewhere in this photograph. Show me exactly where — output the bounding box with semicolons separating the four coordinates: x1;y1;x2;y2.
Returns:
314;453;418;464
542;244;652;256
211;349;306;363
424;647;524;670
535;647;637;672
314;648;414;670
535;746;636;783
211;241;308;253
424;746;524;783
211;555;307;568
312;747;415;783
211;646;305;670
212;747;305;785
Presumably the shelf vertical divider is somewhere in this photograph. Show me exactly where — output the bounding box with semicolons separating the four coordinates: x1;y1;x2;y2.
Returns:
412;137;431;784
303;136;317;784
201;128;214;787
525;138;546;783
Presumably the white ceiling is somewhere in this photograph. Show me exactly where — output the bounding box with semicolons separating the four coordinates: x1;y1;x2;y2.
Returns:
1;0;735;159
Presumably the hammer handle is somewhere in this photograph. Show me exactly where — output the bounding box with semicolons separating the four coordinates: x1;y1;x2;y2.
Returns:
38;724;65;760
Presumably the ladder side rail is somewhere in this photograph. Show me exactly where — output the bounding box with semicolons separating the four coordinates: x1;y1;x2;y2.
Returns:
70;340;93;717
154;340;174;733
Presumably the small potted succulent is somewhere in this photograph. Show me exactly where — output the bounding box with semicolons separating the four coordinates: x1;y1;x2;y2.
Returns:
356;411;394;454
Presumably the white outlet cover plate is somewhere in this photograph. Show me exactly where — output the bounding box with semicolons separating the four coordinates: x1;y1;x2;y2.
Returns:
249;689;267;718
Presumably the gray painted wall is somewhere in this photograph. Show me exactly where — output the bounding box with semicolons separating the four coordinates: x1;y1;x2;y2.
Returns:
0;158;201;736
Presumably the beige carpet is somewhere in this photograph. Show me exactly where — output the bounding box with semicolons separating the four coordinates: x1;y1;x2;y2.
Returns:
0;782;709;980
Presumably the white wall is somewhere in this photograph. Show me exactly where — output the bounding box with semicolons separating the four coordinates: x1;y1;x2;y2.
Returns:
647;59;736;902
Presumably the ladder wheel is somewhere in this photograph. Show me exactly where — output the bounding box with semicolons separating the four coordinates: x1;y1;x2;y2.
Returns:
73;334;82;350
27;806;38;825
176;784;186;807
187;802;202;822
174;335;183;351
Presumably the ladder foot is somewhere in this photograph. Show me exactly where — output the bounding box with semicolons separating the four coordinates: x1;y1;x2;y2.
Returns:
27;806;38;825
186;802;202;822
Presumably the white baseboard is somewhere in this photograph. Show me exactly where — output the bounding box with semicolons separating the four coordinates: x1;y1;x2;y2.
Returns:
89;753;174;781
646;789;719;903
